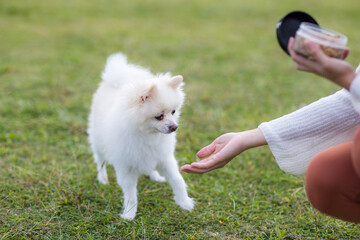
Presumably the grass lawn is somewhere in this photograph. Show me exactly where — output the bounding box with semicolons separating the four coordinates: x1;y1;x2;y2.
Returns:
1;0;360;239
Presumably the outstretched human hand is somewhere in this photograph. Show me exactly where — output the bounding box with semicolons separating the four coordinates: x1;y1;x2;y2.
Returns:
180;129;267;174
288;37;356;90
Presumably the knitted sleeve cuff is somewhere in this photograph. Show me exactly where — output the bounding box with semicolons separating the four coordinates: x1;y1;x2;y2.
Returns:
258;89;360;175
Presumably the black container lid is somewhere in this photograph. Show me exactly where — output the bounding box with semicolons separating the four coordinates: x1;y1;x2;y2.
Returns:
276;11;319;55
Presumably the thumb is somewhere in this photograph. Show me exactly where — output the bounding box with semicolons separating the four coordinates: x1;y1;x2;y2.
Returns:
306;41;327;62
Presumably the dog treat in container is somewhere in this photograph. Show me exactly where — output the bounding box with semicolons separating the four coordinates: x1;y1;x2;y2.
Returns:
292;22;348;59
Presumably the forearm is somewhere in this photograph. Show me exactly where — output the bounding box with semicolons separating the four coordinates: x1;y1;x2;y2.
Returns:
333;70;356;90
242;128;267;150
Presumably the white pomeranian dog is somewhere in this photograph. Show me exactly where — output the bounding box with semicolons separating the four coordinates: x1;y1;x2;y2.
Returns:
87;53;195;220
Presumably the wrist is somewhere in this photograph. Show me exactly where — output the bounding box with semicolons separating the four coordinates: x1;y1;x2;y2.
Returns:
241;128;267;149
330;67;356;90
340;71;357;90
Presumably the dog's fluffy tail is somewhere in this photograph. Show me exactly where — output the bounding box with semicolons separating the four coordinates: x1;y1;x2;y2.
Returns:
101;52;153;87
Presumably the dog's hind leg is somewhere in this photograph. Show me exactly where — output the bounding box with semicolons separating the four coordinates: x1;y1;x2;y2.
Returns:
94;152;109;185
115;168;139;220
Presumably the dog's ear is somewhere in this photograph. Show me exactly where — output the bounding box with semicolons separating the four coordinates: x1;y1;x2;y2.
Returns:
140;85;157;103
168;75;183;89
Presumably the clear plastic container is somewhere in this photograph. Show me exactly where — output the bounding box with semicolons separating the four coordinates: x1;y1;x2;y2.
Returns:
292;22;348;59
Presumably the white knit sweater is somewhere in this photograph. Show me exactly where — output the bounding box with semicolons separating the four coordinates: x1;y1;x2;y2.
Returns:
258;66;360;175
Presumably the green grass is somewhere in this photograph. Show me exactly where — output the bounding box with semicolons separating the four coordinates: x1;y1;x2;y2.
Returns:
1;0;360;239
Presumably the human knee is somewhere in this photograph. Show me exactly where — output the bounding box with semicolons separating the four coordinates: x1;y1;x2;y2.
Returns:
352;127;360;176
305;153;337;212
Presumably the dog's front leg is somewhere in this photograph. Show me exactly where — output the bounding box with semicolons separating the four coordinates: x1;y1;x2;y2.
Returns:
160;157;195;211
115;169;139;220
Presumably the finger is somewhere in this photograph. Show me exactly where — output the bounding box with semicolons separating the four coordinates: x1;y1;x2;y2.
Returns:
181;162;223;174
288;38;311;64
305;41;327;63
287;37;295;54
190;157;218;169
197;142;216;158
180;164;193;172
342;48;350;60
289;42;322;72
294;63;310;72
180;164;207;173
191;157;213;166
181;166;210;174
288;37;305;59
192;151;228;169
180;157;212;170
289;39;325;66
181;164;214;174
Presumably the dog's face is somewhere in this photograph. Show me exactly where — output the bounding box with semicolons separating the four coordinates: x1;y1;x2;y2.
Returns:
133;75;185;134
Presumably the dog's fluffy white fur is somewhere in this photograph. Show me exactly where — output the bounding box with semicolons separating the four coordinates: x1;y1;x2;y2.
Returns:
88;53;194;220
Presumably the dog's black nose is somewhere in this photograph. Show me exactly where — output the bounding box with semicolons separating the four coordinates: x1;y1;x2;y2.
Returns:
169;124;178;132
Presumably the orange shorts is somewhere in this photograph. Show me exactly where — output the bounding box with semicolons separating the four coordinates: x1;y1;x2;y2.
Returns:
305;126;360;223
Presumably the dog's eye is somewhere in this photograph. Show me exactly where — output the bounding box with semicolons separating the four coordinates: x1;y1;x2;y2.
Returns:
155;114;164;121
171;110;176;115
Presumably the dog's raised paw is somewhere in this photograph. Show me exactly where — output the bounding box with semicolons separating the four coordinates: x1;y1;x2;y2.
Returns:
175;196;195;211
148;171;166;182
